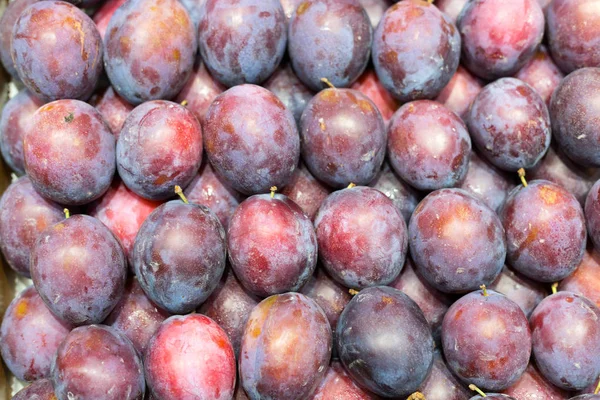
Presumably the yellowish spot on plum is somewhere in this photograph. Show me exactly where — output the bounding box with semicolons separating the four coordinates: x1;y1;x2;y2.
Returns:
54;223;65;231
296;2;311;15
181;100;188;107
358;99;373;113
382;296;394;304
321;89;338;103
539;185;559;205
172;49;181;62
15;299;28;319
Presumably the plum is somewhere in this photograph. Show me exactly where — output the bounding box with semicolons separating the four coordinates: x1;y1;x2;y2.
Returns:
501;180;587;282
117;100;202;200
145;314;236;400
183;161;243;229
435;65;483;120
351;68;399;124
0;286;71;382
88;178;161;267
198;0;286;87
315;186;408;289
263;62;315;124
175;60;225;125
309;361;380;399
467;78;551;172
52;325;145;400
457;0;544;79
104;278;170;355
0;89;43;174
369;163;421;224
133;199;226;314
409;188;506;293
228;193;317;297
530;292;600;390
417;350;471;400
489;266;547;317
24;100;115;206
239;293;332;400
560;248;600;309
280;162;331;221
203;84;299;195
30;214;127;325
288;0;372;91
92;0;127;40
359;0;393;28
435;0;468;23
0;176;64;277
388;100;471;191
12;379;55;400
178;0;205;28
0;0;39;80
11;1;103;101
337;286;434;398
198;269;260;357
373;0;460;102
104;0;197;104
442;288;532;391
503;363;570;400
300;88;386;188
514;46;565;106
90;86;134;137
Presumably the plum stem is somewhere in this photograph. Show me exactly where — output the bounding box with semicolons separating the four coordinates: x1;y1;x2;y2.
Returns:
180;100;188;107
595;377;600;394
407;392;426;400
518;168;528;187
10;173;18;183
349;289;359;295
480;284;488;297
63;209;70;219
174;185;189;204
320;78;335;89
551;282;558;294
270;186;278;198
347;183;356;189
426;0;434;3
469;384;486;397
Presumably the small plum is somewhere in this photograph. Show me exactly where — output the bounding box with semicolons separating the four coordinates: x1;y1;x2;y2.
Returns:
369;163;421;224
90;86;134;137
175;60;225;126
280;163;331;221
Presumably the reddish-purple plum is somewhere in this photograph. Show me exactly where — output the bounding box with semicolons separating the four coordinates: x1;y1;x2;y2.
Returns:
145;314;236;400
369;163;421;224
280;163;331;221
417;350;471;400
104;278;170;355
435;0;467;23
337;286;434;397
92;0;127;40
489;266;547;317
501;180;586;282
175;60;225;125
183;161;243;229
24;100;115;205
240;293;332;400
586;180;600;248
30;214;127;325
203;84;300;195
52;325;145;400
571;396;600;400
0;176;63;277
360;0;393;28
133;200;226;314
0;286;71;382
560;248;600;309
373;0;460;102
104;0;197;104
515;46;565;106
198;269;259;357
315;186;408;289
435;65;483;120
0;0;39;80
470;394;515;400
263;62;315;124
288;0;372;91
409;188;506;293
458;152;514;212
547;0;600;73
530;292;600;390
198;0;286;87
503;364;569;400
457;0;544;79
228;193;317;297
550;68;600;168
300;88;386;188
90;86;133;137
388;100;471;190
12;379;55;400
0;90;43;174
467;78;551;172
442;289;531;391
309;361;380;400
351;68;399;124
117;100;202;200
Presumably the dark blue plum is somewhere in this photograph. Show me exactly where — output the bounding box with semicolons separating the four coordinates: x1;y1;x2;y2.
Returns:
198;0;287;87
337;286;434;398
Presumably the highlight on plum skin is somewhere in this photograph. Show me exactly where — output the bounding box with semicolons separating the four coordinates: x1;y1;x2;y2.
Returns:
0;89;44;174
11;378;55;400
300;88;386;189
530;292;600;391
0;176;64;277
52;324;145;400
145;314;236;400
30;214;128;326
133;200;227;314
0;286;72;382
228;193;317;297
11;1;103;101
372;0;460;102
315;186;408;289
409;188;506;294
23;99;116;206
337;286;434;398
280;162;331;222
501;180;587;282
441;289;532;391
387;100;471;191
203;84;300;195
239;293;332;400
117;100;203;201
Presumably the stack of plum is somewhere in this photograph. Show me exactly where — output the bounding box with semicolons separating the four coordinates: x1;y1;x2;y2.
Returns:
0;0;600;398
